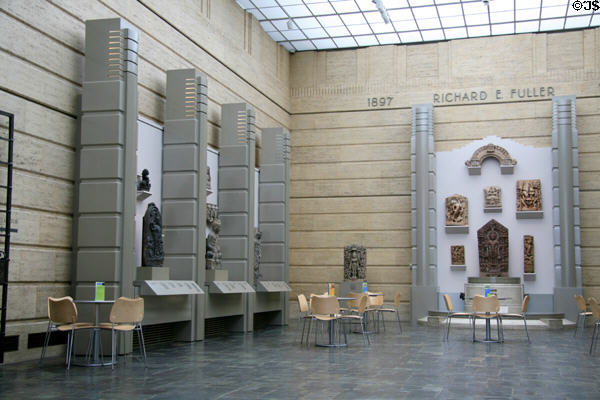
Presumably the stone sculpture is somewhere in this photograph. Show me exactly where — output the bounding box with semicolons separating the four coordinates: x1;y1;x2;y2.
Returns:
137;168;151;191
205;203;222;270
465;143;517;173
254;230;262;287
516;179;542;211
477;219;509;277
142;202;164;266
344;244;366;281
451;245;465;265
206;166;212;195
524;235;534;274
445;194;468;226
484;186;502;209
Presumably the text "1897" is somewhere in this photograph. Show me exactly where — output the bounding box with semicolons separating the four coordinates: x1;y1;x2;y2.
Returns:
367;97;393;107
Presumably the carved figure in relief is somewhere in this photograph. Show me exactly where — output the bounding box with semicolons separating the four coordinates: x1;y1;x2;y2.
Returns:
524;235;534;274
142;202;164;266
465;143;517;169
516;179;542;211
445;195;468;226
484;186;502;209
206;166;212;195
344;244;366;281
477;219;509;277
205;203;222;270
254;230;262;287
451;246;465;265
137;169;151;191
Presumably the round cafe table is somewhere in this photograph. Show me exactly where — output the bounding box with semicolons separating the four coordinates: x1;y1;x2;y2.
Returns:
73;300;115;366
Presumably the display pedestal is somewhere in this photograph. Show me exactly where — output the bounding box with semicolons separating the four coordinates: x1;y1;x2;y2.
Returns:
338;280;366;297
464;277;523;313
136;266;169;281
206;269;228;282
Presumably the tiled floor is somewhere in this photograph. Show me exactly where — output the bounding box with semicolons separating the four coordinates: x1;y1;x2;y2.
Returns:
1;321;599;399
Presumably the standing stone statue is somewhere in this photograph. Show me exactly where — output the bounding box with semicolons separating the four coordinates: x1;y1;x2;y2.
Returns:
254;230;262;287
142;202;164;266
516;179;542;211
344;244;366;281
445;194;468;226
206;166;212;195
524;235;534;273
205;203;222;270
451;245;465;265
137;168;151;191
477;219;509;277
484;186;502;209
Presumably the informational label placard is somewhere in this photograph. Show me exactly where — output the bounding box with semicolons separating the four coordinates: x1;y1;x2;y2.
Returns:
257;281;291;292
139;280;204;296
209;281;255;294
95;282;105;301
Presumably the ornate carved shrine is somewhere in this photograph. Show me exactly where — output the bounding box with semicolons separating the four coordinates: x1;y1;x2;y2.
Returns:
446;194;468;226
516;179;542;211
142;202;164;266
477;219;509;277
524;235;534;274
451;245;465;265
465;143;517;175
343;244;366;281
484;186;502;209
205;203;222;270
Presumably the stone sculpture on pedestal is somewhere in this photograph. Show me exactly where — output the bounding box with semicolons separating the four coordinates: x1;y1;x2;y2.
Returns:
477;219;509;277
516;179;542;211
344;244;366;281
451;245;465;265
137;168;151;191
484;186;502;209
142;202;164;266
206;166;212;195
446;194;468;226
205;203;222;270
524;235;534;274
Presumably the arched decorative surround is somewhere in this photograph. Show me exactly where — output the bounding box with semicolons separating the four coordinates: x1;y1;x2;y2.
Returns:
465;143;517;175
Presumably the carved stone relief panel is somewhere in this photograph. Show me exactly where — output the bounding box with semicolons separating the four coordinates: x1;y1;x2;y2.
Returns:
477;219;509;277
142;202;164;266
446;194;468;226
465;143;517;174
254;229;262;287
524;235;534;274
206;203;222;270
451;245;465;265
343;244;366;281
484;186;502;209
516;179;542;211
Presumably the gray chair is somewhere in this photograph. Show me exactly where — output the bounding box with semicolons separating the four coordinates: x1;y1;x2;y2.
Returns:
574;295;592;337
588;297;600;355
443;294;472;341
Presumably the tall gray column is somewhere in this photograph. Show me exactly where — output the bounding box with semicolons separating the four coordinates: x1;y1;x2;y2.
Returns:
75;18;138;303
162;69;208;341
410;104;438;322
259;128;290;325
219;103;256;332
552;95;582;322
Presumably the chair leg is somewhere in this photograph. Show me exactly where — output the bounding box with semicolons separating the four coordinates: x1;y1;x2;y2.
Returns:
496;317;502;342
39;323;52;365
589;322;598;355
574;314;581;337
472;316;476;342
66;328;75;370
111;329;116;370
446;315;452;341
137;325;147;366
523;317;530;343
396;310;402;334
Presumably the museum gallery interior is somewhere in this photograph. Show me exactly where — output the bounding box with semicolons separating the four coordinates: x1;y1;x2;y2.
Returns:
0;0;599;398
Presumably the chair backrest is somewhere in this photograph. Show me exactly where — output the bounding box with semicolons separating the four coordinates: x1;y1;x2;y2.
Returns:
369;293;384;307
298;294;309;313
394;292;402;308
311;295;340;315
347;292;362;308
48;296;77;324
110;297;144;324
575;295;587;312
472;295;499;313
589;297;600;320
521;295;530;313
356;295;368;314
443;294;453;312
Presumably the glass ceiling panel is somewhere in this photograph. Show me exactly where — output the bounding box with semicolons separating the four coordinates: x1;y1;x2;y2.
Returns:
236;0;599;52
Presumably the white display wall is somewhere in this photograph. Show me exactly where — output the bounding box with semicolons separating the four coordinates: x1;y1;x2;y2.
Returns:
135;118;163;267
436;136;553;297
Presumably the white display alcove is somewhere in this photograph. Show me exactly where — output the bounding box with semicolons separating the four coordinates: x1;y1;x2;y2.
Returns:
437;136;553;311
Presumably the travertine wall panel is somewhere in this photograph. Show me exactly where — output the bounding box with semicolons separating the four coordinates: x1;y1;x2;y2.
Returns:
292;160;409;180
290;213;410;231
290;248;411;266
547;31;585;71
291;196;409;214
291;126;410;146
291;178;410;198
